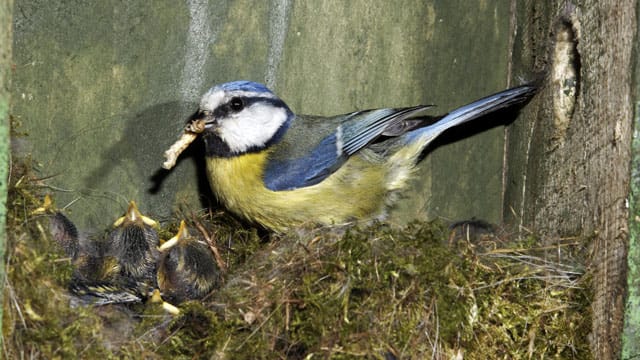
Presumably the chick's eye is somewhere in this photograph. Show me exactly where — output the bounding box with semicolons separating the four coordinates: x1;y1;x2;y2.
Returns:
229;97;244;112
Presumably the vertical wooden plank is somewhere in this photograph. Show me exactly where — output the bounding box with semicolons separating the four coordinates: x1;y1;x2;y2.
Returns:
625;102;640;359
505;2;635;358
623;0;640;355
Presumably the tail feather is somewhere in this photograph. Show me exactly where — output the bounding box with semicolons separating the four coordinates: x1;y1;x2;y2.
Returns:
403;84;537;146
385;84;536;192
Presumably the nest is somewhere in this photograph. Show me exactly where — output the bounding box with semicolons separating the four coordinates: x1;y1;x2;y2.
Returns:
3;153;593;359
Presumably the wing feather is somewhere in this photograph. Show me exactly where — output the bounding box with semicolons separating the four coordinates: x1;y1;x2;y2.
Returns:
263;106;432;191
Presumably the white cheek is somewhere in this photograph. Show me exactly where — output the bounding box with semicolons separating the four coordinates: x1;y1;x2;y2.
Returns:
219;104;288;153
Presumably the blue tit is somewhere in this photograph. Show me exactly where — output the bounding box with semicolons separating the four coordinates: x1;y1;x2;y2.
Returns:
109;201;160;283
157;220;221;303
191;81;536;231
34;194;80;258
47;201;155;305
70;249;155;305
71;239;120;285
70;236;160;305
49;211;80;259
69;237;145;305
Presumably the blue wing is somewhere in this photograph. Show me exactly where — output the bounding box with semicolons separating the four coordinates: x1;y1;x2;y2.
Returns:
263;106;431;191
264;133;343;191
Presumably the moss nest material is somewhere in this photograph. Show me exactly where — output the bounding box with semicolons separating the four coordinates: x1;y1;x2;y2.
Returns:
3;154;592;359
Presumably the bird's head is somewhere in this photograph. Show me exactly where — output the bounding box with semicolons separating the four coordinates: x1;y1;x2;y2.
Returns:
195;81;294;157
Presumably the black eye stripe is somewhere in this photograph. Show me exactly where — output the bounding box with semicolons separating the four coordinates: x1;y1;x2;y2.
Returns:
231;96;287;108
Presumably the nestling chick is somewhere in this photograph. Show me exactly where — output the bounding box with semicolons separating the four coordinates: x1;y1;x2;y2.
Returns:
41;198;155;305
157;220;222;303
49;211;80;259
71;234;120;285
181;81;537;231
69;231;148;305
109;201;160;284
34;194;79;258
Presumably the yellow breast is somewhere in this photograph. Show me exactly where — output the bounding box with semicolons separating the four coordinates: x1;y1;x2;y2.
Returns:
205;151;392;231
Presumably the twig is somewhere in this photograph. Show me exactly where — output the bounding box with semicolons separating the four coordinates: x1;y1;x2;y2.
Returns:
192;215;228;273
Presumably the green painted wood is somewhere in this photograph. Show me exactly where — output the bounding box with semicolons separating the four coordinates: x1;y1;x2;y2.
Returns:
0;0;13;342
11;0;513;230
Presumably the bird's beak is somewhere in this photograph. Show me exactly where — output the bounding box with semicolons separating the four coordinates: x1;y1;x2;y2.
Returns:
113;201;158;227
31;194;54;215
191;110;217;131
159;220;189;251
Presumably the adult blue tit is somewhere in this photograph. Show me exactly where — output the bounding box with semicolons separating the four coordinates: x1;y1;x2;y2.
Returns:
190;81;536;231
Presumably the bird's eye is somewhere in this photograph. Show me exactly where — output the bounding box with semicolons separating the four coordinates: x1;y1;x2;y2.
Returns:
229;97;244;112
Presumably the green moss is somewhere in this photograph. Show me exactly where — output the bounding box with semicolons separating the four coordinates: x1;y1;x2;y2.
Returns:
3;152;593;358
